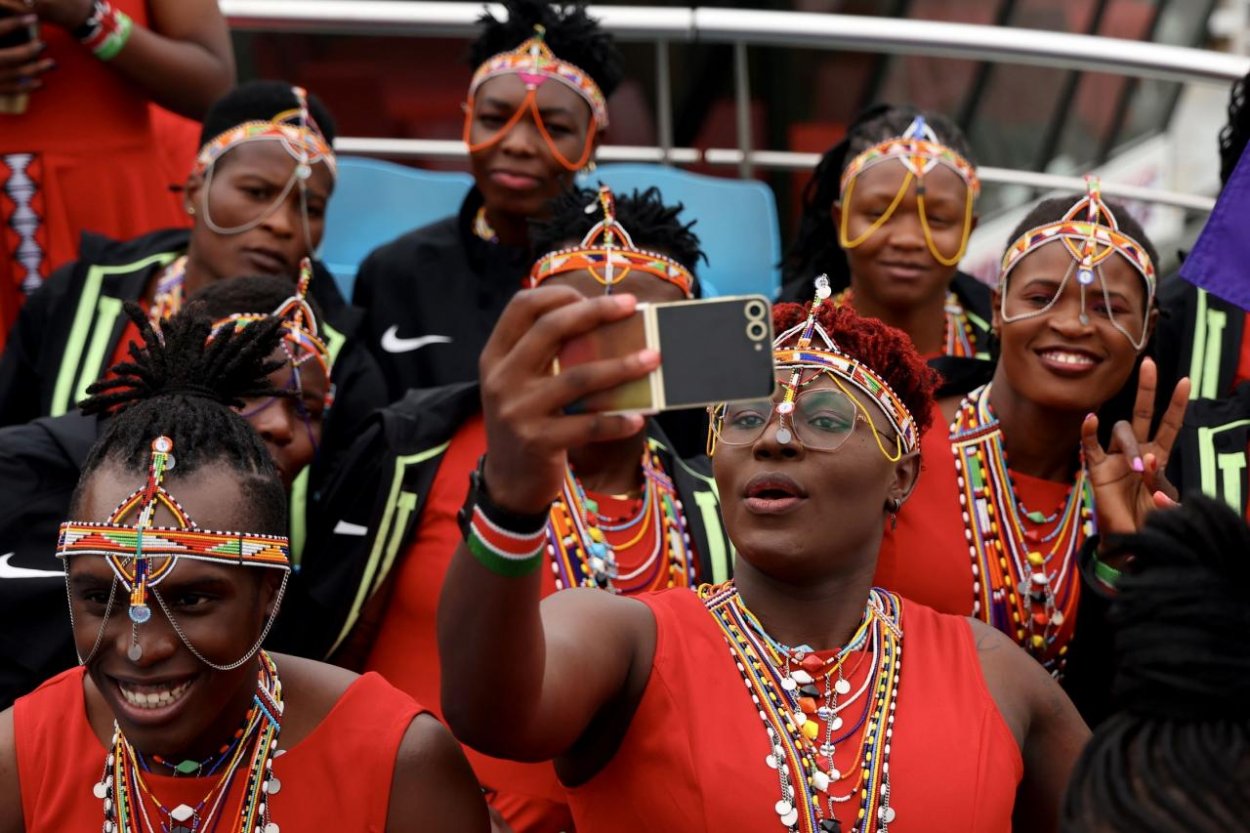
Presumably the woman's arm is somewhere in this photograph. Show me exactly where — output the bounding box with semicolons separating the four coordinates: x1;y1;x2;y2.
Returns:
0;0;234;118
0;707;22;833
437;287;661;762
386;713;490;833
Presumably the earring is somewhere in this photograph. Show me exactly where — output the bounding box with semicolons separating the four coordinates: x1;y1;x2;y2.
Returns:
185;204;196;216
886;497;901;531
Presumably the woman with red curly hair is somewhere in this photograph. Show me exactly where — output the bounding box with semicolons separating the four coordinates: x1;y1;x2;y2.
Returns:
435;282;1089;833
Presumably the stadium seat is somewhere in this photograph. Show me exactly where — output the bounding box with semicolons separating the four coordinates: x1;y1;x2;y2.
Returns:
320;156;472;298
585;163;782;299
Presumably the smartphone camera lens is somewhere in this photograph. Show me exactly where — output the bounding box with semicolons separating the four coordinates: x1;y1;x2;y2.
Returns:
746;321;769;342
744;300;767;321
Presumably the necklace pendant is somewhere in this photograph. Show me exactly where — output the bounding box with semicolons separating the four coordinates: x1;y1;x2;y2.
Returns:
127;643;143;662
170;804;195;823
780;677;798;692
93;781;108;799
790;669;814;685
173;759;201;775
834;678;851;696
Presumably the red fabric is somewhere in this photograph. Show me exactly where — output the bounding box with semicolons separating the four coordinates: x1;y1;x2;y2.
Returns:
14;665;423;832
565;588;1021;832
876;402;1077;654
1235;312;1250;391
365;416;692;833
107;303;147;377
0;1;188;343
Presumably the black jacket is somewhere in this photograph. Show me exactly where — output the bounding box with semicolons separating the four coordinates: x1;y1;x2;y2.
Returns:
352;189;532;400
283;382;734;661
0;411;98;708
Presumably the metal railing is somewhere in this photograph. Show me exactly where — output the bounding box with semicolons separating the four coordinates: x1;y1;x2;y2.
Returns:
222;0;1242;212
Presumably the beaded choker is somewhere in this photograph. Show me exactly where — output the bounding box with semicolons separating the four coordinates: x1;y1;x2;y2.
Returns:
95;650;285;833
530;186;695;297
950;384;1093;676
701;582;903;833
831;287;978;359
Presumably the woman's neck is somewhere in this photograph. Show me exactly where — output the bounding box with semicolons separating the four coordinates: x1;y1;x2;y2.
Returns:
732;554;878;652
567;430;648;496
181;249;212;301
848;282;948;356
987;372;1083;482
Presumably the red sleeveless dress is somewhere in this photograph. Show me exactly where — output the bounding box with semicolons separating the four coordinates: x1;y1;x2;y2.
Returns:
0;0;188;341
14;666;422;832
565;587;1021;833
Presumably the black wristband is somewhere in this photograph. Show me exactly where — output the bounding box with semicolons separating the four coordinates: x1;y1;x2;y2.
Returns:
457;455;550;540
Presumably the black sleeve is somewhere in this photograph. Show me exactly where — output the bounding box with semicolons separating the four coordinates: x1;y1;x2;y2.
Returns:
317;341;389;475
0;263;70;425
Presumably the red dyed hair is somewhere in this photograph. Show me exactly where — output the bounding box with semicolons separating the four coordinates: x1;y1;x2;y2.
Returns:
773;302;939;437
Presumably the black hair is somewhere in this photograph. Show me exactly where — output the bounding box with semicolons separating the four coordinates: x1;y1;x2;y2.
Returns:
72;304;290;536
529;186;706;288
782;104;975;296
467;0;624;98
198;80;337;148
1218;73;1250;187
1004;195;1160;286
189;274;324;326
1061;496;1250;832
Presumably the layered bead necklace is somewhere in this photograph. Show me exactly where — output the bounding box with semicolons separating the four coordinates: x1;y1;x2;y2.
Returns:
950;383;1094;676
832;288;975;358
701;582;903;833
547;445;696;593
94;650;285;833
149;256;189;324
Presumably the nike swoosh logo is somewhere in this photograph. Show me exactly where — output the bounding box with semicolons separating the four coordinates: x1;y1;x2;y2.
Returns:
333;520;369;536
380;326;452;354
0;552;64;580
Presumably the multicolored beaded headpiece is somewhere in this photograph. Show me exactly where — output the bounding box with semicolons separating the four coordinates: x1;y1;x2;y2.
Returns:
57;436;291;664
194;85;337;181
772;276;919;456
530;185;695;297
999;177;1156;350
464;25;605;171
838;115;979;267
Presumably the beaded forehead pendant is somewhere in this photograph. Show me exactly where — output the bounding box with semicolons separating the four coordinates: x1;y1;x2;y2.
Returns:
838;116;980;268
999;177;1156;350
57;436;291;662
529;185;696;297
771;276;919;456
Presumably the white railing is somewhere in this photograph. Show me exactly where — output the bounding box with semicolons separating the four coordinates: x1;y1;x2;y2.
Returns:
221;0;1241;211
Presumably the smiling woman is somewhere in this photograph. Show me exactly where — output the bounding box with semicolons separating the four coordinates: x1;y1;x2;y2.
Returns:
0;305;488;833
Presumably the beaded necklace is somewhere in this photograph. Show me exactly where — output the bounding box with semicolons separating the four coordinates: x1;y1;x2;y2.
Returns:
141;707;257;778
700;581;903;833
546;445;695;594
950;383;1094;677
149;256;189;324
95;650;285;833
831;288;975;358
472;206;499;245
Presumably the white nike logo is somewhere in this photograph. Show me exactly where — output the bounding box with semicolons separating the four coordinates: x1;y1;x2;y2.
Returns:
380;326;452;354
0;552;64;580
333;520;369;536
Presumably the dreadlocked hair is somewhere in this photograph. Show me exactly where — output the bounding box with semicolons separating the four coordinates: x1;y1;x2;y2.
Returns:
1005;195;1160;285
530;186;706;283
191;274;325;325
72;303;290;536
772;301;938;437
782;104;975;298
468;0;624;97
199;79;337;148
1061;496;1250;832
1219;73;1250;187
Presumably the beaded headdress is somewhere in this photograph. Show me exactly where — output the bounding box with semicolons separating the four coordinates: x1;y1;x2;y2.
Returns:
838;115;979;267
771;277;919;456
530;185;695;297
999;178;1156;350
464;25;605;171
57;436;291;665
193;85;337;181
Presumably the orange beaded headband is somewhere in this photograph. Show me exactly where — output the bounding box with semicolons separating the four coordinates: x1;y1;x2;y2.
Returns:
529;186;695;297
839;116;980;198
194;86;336;180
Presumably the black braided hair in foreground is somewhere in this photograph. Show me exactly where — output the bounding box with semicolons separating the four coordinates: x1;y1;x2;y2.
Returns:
71;303;290;536
467;0;624;98
1061;496;1250;832
530;186;707;282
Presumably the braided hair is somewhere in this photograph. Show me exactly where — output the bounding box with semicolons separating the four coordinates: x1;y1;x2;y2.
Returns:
71;303;290;536
467;0;624;97
529;186;706;279
782;104;975;299
1218;73;1250;188
1061;496;1250;832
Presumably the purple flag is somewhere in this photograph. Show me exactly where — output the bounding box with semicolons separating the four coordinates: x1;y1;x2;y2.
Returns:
1180;143;1250;311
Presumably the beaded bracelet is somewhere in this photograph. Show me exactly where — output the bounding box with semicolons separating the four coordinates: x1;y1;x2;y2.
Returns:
74;0;133;62
465;504;547;577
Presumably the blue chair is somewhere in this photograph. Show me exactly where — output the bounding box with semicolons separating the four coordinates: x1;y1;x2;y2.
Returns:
584;164;782;299
320;156;472;298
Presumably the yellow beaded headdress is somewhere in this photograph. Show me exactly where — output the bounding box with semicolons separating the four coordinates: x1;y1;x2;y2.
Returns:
838;115;979;267
530;185;695;297
464;25;606;171
999;178;1155;350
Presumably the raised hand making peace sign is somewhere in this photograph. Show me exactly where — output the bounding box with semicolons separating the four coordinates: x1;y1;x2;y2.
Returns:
1081;357;1190;539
